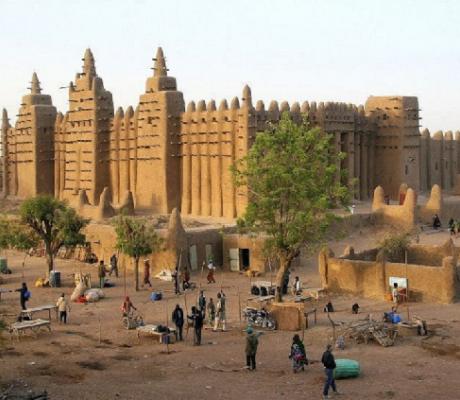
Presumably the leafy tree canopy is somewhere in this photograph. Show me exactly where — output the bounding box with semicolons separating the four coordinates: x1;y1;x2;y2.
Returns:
20;195;88;272
113;215;163;291
233;114;350;299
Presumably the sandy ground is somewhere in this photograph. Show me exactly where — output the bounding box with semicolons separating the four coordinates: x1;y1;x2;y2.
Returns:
1;226;460;400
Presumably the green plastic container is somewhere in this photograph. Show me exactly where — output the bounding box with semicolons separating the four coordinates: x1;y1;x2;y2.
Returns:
334;359;360;379
0;258;7;273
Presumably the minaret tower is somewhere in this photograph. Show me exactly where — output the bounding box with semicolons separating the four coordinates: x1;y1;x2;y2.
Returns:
61;49;114;204
135;47;185;212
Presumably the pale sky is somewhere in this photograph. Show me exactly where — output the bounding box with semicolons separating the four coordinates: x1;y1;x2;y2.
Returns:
1;0;460;132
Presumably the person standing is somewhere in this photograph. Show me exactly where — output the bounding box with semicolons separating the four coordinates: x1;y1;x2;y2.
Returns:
282;269;290;295
433;214;441;229
98;260;106;288
198;290;206;318
16;282;30;310
143;259;152;288
172;267;180;295
172;304;184;341
207;297;216;326
109;254;119;278
292;276;302;295
321;344;339;399
188;306;203;345
245;326;260;370
56;293;70;324
392;282;399;305
214;292;226;331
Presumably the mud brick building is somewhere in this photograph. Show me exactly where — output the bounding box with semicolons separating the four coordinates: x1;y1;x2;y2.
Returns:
1;47;457;217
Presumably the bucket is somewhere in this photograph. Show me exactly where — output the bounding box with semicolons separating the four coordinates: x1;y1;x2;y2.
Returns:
0;258;7;273
50;271;61;287
150;291;162;302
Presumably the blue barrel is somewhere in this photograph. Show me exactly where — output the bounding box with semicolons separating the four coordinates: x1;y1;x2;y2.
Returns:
50;271;61;287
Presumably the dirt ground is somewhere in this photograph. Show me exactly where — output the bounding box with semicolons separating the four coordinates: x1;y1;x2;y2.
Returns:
1;226;460;400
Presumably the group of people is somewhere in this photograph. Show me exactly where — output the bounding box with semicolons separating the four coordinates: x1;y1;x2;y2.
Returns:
170;290;227;345
13;283;71;324
172;266;192;294
97;254;120;288
281;270;304;296
14;268;339;399
244;329;339;399
98;255;156;290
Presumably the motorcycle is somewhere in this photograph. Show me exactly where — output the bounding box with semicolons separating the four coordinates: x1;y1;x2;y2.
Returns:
243;307;276;330
122;310;144;330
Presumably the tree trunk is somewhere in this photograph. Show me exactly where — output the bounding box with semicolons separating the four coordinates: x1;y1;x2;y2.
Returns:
45;242;54;275
274;254;291;302
134;257;139;292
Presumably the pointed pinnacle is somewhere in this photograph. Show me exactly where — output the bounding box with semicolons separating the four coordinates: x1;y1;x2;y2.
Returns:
82;48;96;77
153;47;167;77
31;72;42;94
2;108;9;129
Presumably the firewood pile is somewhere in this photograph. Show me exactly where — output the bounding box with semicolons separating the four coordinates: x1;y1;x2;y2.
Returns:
339;318;397;347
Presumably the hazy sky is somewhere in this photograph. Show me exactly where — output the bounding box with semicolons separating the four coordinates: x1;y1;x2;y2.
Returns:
1;0;460;132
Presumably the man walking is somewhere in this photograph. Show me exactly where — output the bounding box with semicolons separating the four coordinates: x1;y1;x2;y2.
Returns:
207;259;216;283
143;259;152;288
56;293;70;324
172;304;184;341
321;344;339;399
109;254;118;278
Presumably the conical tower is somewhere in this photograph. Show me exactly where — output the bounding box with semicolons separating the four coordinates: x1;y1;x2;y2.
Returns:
30;72;42;94
153;47;168;77
82;48;96;80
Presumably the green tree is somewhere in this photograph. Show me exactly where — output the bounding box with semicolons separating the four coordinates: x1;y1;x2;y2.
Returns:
233;114;350;301
113;216;163;291
378;231;412;262
20;195;88;274
0;215;40;275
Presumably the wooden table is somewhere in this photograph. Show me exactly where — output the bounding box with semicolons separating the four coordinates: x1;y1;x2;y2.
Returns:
246;295;275;308
9;319;51;341
21;304;58;321
137;325;176;344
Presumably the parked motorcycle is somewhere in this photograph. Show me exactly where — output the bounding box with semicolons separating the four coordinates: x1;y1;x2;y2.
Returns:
243;307;276;330
122;310;144;330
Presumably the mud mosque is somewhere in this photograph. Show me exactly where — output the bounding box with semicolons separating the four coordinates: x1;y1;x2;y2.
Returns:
1;47;459;219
